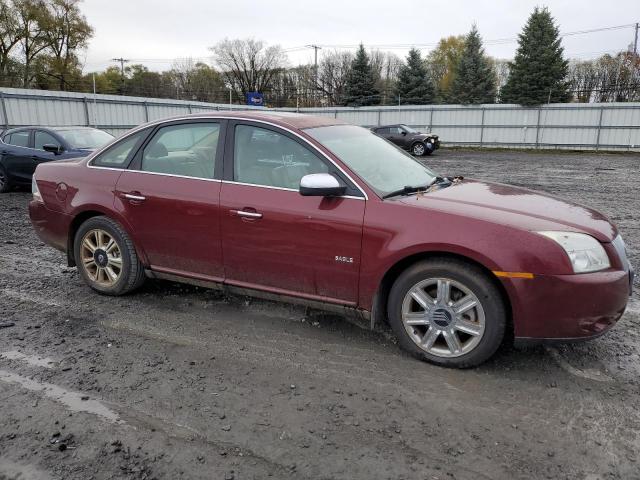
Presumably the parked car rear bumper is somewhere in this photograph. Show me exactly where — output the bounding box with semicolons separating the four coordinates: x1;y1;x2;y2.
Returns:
506;269;631;342
29;200;71;253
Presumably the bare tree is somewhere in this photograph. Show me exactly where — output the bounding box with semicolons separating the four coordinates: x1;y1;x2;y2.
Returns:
14;0;51;87
41;0;92;90
317;50;353;105
369;50;403;104
0;0;22;81
210;38;287;98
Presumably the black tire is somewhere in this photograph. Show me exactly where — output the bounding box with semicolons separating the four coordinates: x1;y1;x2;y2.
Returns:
411;142;426;156
387;258;506;368
73;216;146;295
0;165;11;193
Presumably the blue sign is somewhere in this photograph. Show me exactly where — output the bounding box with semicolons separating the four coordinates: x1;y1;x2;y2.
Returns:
246;92;264;106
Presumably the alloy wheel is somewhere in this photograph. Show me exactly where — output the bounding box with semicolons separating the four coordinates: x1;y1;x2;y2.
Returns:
80;229;123;287
412;143;426;156
401;278;485;358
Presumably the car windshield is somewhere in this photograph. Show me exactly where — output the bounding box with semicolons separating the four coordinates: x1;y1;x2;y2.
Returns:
56;129;114;149
400;125;418;133
306;125;436;197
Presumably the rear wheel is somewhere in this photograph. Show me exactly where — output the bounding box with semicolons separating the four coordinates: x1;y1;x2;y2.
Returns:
0;165;11;193
74;216;145;295
387;258;506;368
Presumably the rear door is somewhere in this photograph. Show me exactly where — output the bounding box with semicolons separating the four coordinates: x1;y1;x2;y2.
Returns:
1;130;34;184
219;121;366;304
114;120;226;280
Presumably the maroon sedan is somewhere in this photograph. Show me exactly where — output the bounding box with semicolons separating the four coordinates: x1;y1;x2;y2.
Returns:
29;112;633;367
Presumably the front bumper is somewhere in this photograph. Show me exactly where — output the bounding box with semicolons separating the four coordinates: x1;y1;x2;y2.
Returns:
504;269;631;342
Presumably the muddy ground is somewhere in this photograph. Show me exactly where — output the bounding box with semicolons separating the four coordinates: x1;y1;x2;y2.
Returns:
0;148;639;480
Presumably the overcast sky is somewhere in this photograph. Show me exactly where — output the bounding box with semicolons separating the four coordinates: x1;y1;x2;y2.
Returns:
80;0;639;72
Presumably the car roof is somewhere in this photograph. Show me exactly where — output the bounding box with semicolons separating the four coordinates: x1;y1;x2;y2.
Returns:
146;111;348;131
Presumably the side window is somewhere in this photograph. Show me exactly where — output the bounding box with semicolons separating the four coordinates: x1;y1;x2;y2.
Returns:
34;131;61;151
389;127;401;135
92;130;146;168
141;123;219;179
5;131;30;147
234;125;329;190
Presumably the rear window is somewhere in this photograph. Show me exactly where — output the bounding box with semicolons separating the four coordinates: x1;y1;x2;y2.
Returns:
5;131;30;147
91;129;148;168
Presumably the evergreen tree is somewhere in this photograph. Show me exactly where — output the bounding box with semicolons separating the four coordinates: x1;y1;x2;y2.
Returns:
500;7;570;105
450;25;496;104
395;48;435;105
343;44;380;106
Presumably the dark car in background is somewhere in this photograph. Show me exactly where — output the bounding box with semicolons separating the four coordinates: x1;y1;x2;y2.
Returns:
0;126;114;192
372;124;440;156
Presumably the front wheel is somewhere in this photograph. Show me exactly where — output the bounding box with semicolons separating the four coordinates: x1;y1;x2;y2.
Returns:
411;142;426;156
387;258;506;368
73;216;146;295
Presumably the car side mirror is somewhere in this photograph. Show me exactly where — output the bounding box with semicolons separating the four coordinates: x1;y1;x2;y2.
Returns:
43;144;63;155
299;173;347;197
401;131;407;136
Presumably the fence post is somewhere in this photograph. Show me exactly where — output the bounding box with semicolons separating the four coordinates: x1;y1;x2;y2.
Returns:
479;107;485;146
143;102;149;122
0;91;8;130
188;104;193;114
428;108;434;132
535;107;542;148
83;97;90;126
377;109;381;126
595;106;604;151
334;110;338;119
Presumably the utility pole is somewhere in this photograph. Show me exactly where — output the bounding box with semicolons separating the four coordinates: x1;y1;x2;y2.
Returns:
111;57;129;95
634;22;639;56
306;45;322;106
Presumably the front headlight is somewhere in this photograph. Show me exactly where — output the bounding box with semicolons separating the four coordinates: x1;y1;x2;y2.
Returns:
538;231;610;273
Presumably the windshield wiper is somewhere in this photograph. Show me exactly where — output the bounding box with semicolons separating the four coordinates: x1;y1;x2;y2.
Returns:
382;176;451;200
382;184;430;200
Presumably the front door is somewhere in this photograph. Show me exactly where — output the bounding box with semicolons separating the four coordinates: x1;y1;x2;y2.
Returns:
219;122;366;304
114;121;226;280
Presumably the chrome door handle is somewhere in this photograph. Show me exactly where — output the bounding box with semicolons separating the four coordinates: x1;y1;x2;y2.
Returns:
233;210;262;219
124;193;146;201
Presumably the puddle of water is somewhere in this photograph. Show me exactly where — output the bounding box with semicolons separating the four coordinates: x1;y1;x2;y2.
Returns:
0;370;120;423
1;351;56;369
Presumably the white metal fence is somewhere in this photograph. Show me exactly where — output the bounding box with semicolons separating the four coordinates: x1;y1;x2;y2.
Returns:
1;87;639;151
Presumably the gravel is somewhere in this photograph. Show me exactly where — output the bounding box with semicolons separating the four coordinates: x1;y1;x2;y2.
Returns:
0;148;639;480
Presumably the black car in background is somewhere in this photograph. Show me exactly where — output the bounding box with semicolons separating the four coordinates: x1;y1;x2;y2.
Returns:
372;124;440;156
0;126;113;192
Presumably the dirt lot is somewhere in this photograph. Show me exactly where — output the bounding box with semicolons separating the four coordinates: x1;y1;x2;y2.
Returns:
1;148;639;480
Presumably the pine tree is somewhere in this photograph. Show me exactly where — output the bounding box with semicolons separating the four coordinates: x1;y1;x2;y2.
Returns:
500;7;570;105
450;25;496;104
394;48;435;105
343;44;380;106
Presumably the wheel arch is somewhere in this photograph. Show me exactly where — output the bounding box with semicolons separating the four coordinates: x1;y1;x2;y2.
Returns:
372;250;513;338
67;208;147;267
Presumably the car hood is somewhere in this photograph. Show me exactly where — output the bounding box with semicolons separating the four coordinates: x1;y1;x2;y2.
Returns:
398;179;617;242
415;133;438;139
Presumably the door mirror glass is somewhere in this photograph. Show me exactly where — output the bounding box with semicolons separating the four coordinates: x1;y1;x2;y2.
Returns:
401;130;407;136
42;144;63;154
299;173;346;197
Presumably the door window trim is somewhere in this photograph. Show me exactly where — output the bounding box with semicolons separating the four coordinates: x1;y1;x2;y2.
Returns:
224;120;366;200
126;119;227;181
84;115;368;200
